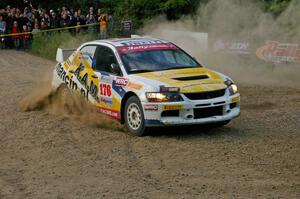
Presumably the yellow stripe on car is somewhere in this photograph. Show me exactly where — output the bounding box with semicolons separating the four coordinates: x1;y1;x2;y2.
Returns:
135;68;227;93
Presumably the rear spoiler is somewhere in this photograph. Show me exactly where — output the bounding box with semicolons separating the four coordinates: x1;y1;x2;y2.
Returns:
56;48;76;63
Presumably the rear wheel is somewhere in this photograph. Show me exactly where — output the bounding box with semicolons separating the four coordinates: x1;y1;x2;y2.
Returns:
54;84;77;113
124;96;147;136
56;84;71;98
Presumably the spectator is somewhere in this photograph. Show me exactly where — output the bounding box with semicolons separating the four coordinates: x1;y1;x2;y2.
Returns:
60;13;70;28
50;11;60;29
86;14;96;34
71;11;81;34
86;6;95;24
77;9;85;23
96;9;101;19
61;6;67;17
31;21;39;34
121;17;132;37
108;14;114;31
22;24;30;49
0;15;6;49
0;15;6;33
0;4;123;49
11;21;21;49
99;14;107;39
33;18;39;29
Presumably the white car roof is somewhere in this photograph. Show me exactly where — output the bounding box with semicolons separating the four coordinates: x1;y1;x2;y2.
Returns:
85;37;173;47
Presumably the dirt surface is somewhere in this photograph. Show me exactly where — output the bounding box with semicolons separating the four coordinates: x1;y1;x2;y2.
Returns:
0;50;299;198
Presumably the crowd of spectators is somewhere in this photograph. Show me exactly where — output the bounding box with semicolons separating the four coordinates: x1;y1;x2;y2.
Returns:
0;4;121;50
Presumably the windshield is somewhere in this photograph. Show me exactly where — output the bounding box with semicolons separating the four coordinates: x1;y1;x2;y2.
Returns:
120;49;200;74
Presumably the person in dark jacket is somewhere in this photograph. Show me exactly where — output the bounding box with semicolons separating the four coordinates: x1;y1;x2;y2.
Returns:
22;24;30;50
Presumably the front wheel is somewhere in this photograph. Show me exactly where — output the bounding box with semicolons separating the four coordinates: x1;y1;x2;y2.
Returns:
124;96;147;136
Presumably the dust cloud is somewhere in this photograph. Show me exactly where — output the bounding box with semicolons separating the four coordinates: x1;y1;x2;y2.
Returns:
142;0;300;85
19;80;124;131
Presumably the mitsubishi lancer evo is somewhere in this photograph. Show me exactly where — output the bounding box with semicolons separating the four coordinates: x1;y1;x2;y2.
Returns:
52;37;240;136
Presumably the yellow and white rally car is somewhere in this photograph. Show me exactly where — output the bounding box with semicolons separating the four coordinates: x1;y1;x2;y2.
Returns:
52;37;240;136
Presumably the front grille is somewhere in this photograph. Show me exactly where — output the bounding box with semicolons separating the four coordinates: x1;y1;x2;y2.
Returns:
184;89;226;100
161;110;179;117
194;106;223;119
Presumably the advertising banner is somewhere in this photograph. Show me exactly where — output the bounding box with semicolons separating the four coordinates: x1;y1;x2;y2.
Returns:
256;41;300;64
212;39;251;55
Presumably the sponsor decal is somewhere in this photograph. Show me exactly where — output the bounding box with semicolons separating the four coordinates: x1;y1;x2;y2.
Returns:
112;82;126;98
160;86;180;92
126;82;143;90
99;107;121;119
120;39;166;46
73;64;99;102
163;105;182;111
115;77;129;86
101;75;113;84
100;83;112;97
56;64;92;101
117;43;178;54
256;41;300;64
213;40;250;54
100;97;113;105
144;104;159;111
63;62;69;69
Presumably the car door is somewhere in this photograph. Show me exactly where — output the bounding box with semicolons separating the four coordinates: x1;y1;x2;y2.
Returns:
92;45;125;119
66;45;100;104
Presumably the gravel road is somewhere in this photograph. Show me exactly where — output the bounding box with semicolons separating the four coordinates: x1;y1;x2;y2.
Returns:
0;50;299;198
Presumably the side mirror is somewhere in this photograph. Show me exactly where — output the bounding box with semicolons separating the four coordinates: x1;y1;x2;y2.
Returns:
110;63;121;75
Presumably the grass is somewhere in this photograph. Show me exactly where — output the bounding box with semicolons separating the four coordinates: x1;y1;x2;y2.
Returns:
30;32;99;60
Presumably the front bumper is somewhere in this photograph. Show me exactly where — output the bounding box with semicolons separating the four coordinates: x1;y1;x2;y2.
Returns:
142;93;240;127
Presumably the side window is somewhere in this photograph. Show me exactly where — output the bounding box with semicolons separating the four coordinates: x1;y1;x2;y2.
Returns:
80;45;97;59
94;46;119;74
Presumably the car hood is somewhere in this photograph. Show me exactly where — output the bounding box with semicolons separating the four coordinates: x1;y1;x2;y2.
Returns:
131;67;228;93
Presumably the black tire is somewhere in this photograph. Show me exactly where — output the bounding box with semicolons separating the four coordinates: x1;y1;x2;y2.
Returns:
124;96;147;136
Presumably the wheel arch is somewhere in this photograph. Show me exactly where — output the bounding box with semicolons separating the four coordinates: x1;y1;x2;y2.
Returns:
120;91;140;124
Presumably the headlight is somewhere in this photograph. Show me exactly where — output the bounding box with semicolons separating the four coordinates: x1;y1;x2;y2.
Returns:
224;79;238;95
146;92;183;102
224;79;234;86
228;84;238;95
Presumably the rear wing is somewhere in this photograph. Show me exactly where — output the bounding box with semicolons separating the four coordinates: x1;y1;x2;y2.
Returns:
56;48;76;63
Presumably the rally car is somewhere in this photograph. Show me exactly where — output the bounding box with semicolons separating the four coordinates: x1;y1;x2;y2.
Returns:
52;37;240;136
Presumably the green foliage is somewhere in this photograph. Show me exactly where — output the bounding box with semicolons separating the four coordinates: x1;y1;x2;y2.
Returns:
269;0;291;13
263;0;291;14
30;32;98;60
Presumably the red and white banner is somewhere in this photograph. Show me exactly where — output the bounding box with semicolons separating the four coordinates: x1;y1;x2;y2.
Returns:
256;41;300;64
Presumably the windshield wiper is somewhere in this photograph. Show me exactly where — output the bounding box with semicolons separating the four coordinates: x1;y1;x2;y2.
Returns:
129;69;154;74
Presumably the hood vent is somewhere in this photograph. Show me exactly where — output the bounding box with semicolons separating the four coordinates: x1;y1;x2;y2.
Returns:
172;75;209;81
